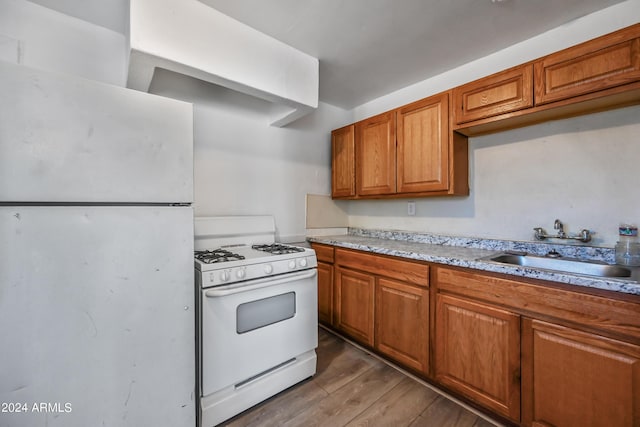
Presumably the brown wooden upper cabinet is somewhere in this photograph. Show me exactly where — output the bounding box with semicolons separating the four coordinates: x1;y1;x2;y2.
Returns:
535;25;640;106
331;124;356;198
452;23;640;136
333;24;640;198
453;64;534;125
335;91;467;199
397;94;450;193
355;111;396;196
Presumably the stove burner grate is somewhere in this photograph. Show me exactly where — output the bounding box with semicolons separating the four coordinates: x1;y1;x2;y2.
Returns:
251;243;305;255
195;249;246;264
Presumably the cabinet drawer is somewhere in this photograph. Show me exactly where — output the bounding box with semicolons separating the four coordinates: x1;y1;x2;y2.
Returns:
311;243;334;263
435;267;640;343
335;248;428;287
535;25;640;105
453;65;533;124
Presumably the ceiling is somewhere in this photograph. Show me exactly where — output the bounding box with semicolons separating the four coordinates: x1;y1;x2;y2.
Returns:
198;0;625;109
27;0;626;109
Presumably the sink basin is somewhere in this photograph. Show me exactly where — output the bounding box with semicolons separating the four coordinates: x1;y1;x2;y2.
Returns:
479;252;632;278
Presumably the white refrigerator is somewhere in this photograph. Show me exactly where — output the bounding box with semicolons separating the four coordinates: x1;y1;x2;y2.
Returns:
0;61;195;426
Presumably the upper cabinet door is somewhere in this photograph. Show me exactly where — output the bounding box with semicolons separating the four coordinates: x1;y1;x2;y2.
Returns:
535;25;640;105
355;111;396;196
331;125;356;198
397;93;450;193
453;65;534;124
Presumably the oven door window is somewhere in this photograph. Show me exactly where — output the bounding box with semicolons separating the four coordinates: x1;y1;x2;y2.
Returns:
236;292;296;334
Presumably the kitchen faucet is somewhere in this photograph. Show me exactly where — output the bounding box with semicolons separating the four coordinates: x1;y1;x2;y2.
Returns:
553;219;566;238
534;219;592;243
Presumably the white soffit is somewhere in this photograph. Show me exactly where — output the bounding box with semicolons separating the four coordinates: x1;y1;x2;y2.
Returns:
127;0;319;127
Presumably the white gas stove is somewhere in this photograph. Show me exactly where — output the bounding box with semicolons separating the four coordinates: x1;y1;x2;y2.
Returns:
194;216;318;427
195;243;317;287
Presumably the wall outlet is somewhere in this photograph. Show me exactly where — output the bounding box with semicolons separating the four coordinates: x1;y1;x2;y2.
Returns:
407;201;416;216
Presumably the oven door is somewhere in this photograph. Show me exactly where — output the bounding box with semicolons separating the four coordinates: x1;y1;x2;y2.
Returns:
200;268;318;396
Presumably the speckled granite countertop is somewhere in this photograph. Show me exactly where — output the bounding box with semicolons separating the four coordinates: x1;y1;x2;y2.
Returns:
307;229;640;296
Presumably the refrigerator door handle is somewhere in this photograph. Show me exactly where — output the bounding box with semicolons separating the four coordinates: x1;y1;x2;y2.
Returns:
204;269;317;297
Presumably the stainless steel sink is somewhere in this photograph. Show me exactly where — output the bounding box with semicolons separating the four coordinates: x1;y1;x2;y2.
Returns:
479;252;632;278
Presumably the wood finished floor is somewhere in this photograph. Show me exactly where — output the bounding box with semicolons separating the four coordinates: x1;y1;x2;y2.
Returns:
222;327;500;427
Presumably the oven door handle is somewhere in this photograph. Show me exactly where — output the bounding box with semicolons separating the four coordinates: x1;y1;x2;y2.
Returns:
204;269;317;297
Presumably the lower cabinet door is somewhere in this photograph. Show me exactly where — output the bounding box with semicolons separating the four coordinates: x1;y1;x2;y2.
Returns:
375;278;429;374
335;266;375;346
435;293;521;422
522;318;640;427
317;261;334;325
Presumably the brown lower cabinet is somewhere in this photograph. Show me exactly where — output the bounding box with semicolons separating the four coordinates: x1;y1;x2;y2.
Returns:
335;265;376;346
310;244;640;426
312;243;335;326
376;277;429;373
332;247;430;375
435;293;521;422
436;265;640;427
316;261;334;325
521;318;640;427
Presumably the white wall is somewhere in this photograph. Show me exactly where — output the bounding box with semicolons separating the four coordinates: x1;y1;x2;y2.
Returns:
191;102;345;242
0;0;127;85
344;0;640;247
148;69;350;242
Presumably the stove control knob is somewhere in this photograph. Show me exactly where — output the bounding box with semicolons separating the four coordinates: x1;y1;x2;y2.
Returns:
288;260;296;270
220;270;230;282
236;269;246;279
264;264;273;274
299;258;308;267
